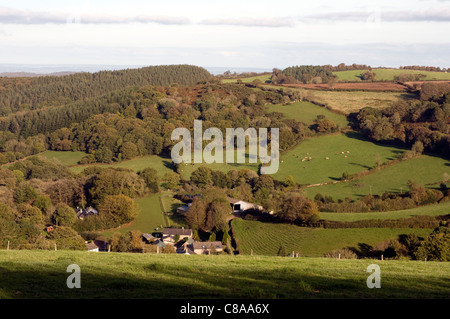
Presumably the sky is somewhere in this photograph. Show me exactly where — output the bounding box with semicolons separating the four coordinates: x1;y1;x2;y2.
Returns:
0;0;449;71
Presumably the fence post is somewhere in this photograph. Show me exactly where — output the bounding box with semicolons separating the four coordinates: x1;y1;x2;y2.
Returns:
7;241;10;250
54;243;57;251
381;254;383;261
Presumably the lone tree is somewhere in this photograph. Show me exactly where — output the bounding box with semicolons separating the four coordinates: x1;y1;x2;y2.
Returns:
277;193;319;224
186;188;232;233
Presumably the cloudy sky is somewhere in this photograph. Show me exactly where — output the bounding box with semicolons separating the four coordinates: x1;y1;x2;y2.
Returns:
0;0;449;70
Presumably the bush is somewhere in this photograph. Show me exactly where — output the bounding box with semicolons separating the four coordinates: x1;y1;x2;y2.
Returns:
414;227;450;261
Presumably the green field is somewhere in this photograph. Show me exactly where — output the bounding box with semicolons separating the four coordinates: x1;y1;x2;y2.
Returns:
266;101;349;127
307;154;450;200
222;74;271;84
274;133;405;185
321;201;450;222
334;68;450;82
1;250;449;299
100;192;185;238
232;219;431;257
40;150;87;166
69;154;175;176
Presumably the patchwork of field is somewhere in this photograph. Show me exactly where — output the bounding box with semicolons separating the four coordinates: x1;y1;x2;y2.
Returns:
266;101;349;128
232;219;431;257
333;68;450;82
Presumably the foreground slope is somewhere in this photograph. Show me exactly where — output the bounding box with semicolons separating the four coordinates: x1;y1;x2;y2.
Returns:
0;250;449;299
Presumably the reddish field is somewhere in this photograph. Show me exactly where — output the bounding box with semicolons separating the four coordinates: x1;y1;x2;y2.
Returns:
283;82;409;91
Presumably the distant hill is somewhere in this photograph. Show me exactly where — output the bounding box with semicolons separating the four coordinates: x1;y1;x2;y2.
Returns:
0;64;212;116
0;71;79;78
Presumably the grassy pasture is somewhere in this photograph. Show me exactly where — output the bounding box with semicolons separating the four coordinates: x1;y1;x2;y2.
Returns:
69;154;175;176
305;89;416;114
1;250;449;299
222;74;271;84
39;150;87;167
334;68;450;82
307;154;450;200
266;101;349;127
320;200;450;222
274;132;405;185
232;219;431;258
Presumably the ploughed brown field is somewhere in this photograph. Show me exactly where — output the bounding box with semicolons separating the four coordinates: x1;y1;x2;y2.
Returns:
282;82;409;91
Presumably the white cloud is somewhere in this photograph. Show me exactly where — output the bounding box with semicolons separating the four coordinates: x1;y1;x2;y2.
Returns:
304;7;450;22
0;6;191;25
200;17;296;28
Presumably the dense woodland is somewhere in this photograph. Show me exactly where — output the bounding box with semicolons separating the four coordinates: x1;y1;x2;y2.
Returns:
353;83;450;158
0;64;211;116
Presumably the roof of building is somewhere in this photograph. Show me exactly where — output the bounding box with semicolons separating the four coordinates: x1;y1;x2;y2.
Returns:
193;241;223;250
86;242;100;251
143;233;155;241
227;197;241;204
163;228;192;236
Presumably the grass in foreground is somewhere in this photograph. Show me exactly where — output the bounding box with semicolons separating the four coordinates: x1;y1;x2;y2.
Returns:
0;250;448;299
232;219;431;257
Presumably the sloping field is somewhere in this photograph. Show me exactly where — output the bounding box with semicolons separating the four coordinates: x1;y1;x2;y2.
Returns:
274;133;405;185
1;250;449;299
284;82;408;91
39;150;87;167
69;155;175;176
232;219;431;257
222;74;271;84
266;101;349;128
305;89;416;114
321;201;450;222
307;154;450;200
334;68;450;82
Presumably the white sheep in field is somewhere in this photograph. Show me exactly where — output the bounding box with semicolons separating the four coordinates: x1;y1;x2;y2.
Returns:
325;157;329;160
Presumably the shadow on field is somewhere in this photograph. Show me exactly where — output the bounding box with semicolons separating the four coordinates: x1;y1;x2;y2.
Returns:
1;257;449;299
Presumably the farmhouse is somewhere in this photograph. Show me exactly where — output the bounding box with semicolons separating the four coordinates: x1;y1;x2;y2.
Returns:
85;240;107;252
192;241;223;255
76;206;98;220
227;197;263;213
162;227;193;244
